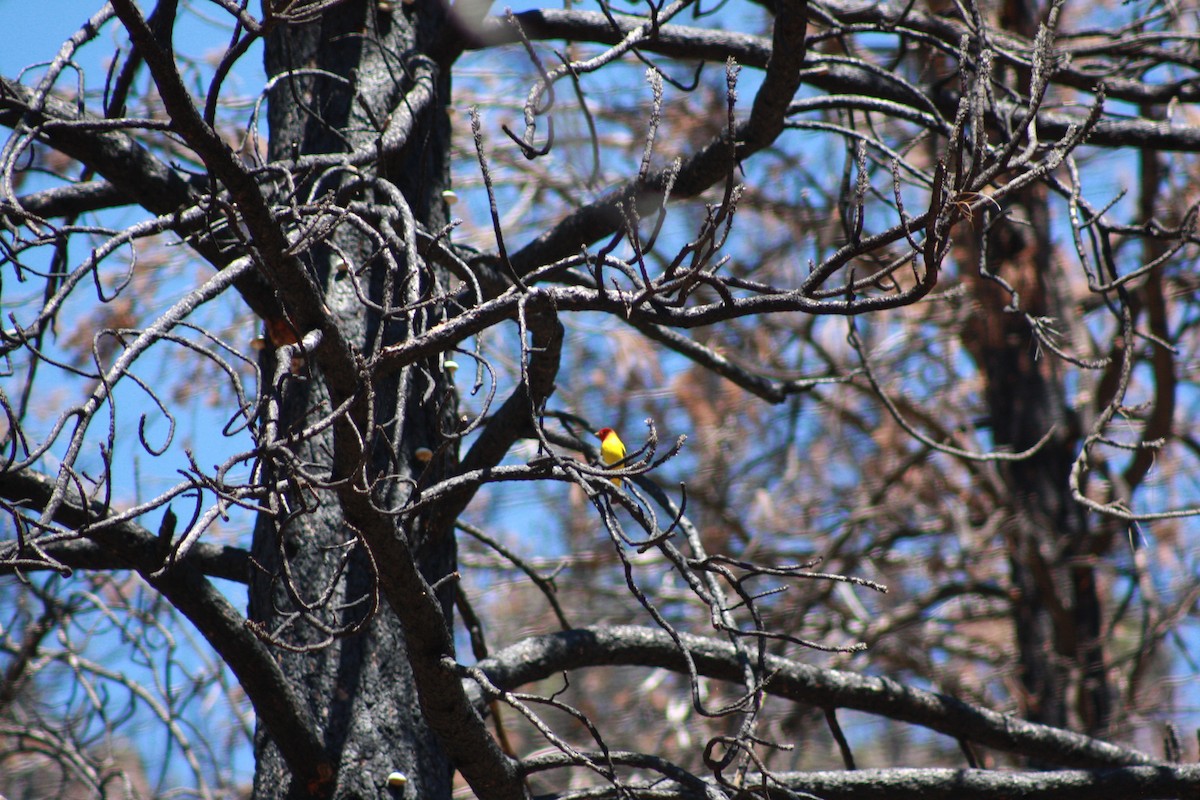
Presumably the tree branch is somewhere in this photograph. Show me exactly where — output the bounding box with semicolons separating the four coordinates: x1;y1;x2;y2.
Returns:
503;4;805;281
475;9;1200;152
107;0;365;396
523;761;1200;800
0;535;250;583
447;292;564;510
0;76;197;215
0;469;330;788
0;181;133;222
472;625;1158;769
755;765;1200;800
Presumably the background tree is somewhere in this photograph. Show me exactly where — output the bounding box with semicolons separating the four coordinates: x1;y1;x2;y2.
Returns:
3;1;1200;799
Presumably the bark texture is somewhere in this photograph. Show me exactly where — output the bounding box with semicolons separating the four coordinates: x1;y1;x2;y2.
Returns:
249;4;458;798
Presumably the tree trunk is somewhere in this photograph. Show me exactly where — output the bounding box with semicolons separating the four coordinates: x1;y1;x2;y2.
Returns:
957;0;1111;732
248;4;458;797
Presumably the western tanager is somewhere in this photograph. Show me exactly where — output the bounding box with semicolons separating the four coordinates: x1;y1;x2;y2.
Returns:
595;427;627;486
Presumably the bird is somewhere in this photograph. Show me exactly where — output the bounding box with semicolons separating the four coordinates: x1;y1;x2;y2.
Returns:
595;427;627;487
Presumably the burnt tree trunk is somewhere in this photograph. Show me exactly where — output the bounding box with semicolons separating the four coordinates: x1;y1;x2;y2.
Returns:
248;4;459;798
956;0;1110;738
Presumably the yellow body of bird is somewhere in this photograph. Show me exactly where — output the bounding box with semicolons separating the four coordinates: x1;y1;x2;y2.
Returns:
595;427;627;486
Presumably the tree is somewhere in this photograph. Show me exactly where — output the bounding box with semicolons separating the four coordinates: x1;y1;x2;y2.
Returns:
3;0;1200;798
